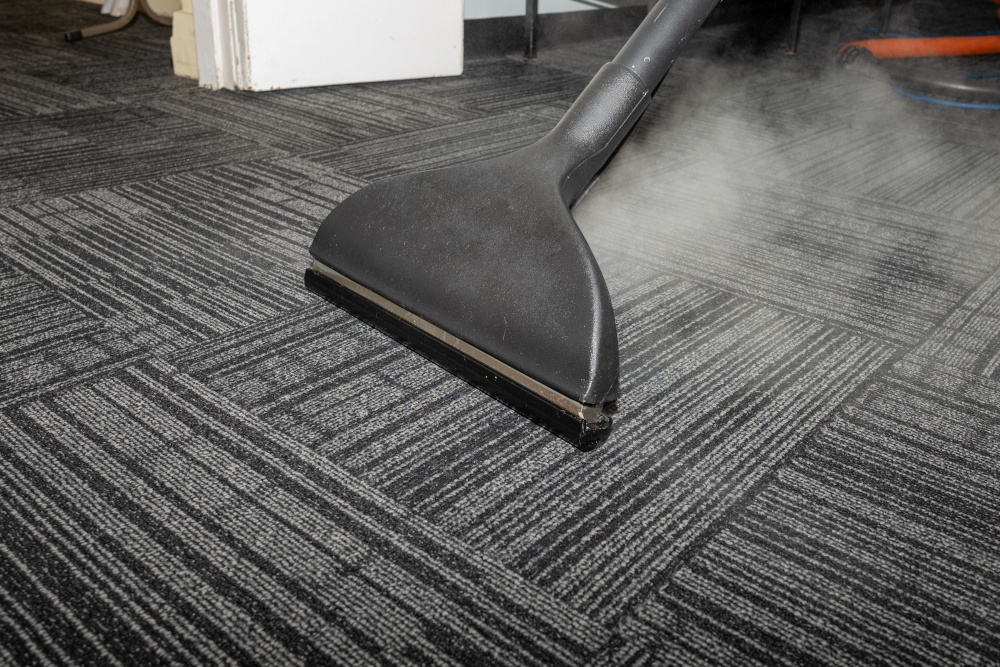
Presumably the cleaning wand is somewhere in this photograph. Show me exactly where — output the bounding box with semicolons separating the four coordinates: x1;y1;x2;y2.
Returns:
307;0;724;449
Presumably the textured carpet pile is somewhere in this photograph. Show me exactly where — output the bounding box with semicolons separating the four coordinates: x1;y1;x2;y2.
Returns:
1;0;999;664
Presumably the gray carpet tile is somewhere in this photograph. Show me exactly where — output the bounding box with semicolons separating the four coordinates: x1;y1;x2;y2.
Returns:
602;357;1000;665
754;113;1000;223
0;34;104;74
303;111;557;181
621;100;823;170
0;71;110;118
0;158;362;366
916;267;1000;380
0;121;86;191
0;260;140;402
576;161;1000;347
4;0;1000;662
170;258;895;622
1;357;608;665
740;77;1000;221
518;101;576;123
392;59;593;113
168;301;556;451
0;105;284;205
53;27;174;67
524;36;627;77
147;83;480;154
28;58;197;103
725;61;896;123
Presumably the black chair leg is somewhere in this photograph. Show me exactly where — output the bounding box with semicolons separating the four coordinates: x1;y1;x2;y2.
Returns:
525;0;539;59
786;0;803;54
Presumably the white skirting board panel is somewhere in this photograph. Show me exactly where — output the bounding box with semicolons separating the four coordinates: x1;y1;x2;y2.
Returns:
193;0;463;91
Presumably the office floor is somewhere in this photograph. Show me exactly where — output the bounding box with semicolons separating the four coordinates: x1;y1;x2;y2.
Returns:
2;0;999;664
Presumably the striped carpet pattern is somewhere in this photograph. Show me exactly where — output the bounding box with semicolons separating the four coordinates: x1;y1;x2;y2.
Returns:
169;264;895;621
577;171;1000;346
0;105;283;204
0;158;365;385
1;358;607;665
0;262;129;403
917;267;1000;379
603;358;1000;665
146;85;480;154
3;0;1000;663
303;112;557;182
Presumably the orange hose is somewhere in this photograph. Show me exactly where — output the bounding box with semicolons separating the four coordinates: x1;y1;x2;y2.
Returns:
839;35;1000;59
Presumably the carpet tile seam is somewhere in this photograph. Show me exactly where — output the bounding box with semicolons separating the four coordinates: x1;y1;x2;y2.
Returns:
613;253;1000;630
138;357;612;653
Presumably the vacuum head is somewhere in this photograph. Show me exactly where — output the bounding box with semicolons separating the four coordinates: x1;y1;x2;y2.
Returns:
307;0;721;449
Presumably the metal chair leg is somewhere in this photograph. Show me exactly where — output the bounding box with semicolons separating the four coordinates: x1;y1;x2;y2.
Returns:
525;0;539;59
786;0;803;54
